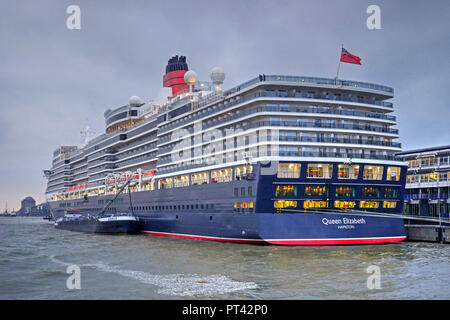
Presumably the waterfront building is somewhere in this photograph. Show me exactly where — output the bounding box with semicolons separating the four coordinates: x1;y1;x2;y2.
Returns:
18;197;36;215
396;145;450;219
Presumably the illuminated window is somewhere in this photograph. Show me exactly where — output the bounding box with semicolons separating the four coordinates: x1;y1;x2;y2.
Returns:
277;163;301;178
334;201;356;209
143;181;155;191
359;201;379;209
387;166;401;181
303;200;328;209
173;175;189;188
211;168;233;183
384;187;398;198
191;171;209;185
275;185;298;197
363;165;383;180
304;185;328;196
235;165;253;180
307;163;333;178
274;200;297;208
335;186;356;197
337;164;359;179
158;177;173;189
361;186;380;198
383;201;397;208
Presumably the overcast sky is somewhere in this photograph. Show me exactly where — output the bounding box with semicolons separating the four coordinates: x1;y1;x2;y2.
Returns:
0;0;449;210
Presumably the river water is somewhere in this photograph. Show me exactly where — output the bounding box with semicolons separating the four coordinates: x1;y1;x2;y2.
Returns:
0;217;448;299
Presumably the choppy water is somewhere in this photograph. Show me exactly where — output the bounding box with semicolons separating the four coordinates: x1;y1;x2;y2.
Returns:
0;217;448;299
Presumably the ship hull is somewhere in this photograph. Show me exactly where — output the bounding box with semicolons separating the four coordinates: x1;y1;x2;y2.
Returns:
139;211;406;245
48;160;408;245
55;219;139;234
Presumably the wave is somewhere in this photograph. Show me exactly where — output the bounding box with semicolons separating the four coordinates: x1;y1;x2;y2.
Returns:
49;255;258;296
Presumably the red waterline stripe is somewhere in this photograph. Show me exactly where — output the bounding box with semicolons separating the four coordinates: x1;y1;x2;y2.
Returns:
142;231;265;244
265;236;406;245
141;231;406;245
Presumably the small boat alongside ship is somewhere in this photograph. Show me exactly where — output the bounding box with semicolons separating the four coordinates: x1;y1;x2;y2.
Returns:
52;177;139;234
54;212;139;234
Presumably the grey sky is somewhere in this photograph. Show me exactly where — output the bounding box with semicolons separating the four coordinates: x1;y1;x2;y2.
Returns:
0;0;449;209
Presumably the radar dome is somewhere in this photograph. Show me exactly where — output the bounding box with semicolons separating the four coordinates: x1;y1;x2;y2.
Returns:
210;67;225;86
129;96;142;106
184;70;198;86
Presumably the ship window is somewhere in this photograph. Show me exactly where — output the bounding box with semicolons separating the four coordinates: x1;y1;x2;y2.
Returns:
304;185;328;196
359;201;379;209
363;165;383;180
241;187;245;196
201;204;204;209
335;186;356;197
383;201;397;208
275;185;297;197
274;200;297;208
303;200;328;209
361;186;380;198
334;200;356;209
191;171;209;185
387;166;401;181
306;164;333;178
211;204;215;209
234;188;239;197
235;165;253;180
337;164;359;179
277;163;301;178
384;187;398;198
174;175;189;187
248;186;253;196
158;177;173;189
211;168;233;183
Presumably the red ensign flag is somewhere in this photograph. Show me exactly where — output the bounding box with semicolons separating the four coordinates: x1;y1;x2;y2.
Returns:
340;48;362;65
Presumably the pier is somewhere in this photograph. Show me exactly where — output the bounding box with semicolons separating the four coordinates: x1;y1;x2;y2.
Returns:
405;224;449;243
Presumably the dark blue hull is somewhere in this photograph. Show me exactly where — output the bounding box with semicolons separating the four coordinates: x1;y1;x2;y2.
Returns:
139;211;406;245
55;219;140;234
49;161;408;245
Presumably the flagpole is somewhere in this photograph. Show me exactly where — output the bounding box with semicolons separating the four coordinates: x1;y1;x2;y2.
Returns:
335;44;343;85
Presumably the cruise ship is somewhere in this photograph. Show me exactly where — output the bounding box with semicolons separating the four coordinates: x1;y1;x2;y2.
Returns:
44;55;407;245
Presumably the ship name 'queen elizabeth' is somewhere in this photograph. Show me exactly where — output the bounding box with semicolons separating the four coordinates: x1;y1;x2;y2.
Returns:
44;55;407;245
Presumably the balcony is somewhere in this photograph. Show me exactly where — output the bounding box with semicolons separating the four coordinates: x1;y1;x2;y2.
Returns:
225;75;394;96
159;91;396;135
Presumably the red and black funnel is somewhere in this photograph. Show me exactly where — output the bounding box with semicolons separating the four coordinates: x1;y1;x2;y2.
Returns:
163;55;189;97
